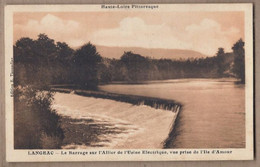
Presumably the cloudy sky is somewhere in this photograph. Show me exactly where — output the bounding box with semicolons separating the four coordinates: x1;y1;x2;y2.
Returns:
13;11;244;56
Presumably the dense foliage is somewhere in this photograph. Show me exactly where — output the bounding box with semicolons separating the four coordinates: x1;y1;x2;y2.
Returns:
72;43;102;89
14;34;245;85
14;86;64;148
232;39;245;83
99;51;236;82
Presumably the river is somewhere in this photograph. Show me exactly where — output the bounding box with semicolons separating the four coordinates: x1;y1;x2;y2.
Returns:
99;78;245;148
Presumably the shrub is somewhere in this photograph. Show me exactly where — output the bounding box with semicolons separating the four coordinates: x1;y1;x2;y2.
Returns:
14;86;64;149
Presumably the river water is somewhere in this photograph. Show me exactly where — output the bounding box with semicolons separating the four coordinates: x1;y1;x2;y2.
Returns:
99;78;245;148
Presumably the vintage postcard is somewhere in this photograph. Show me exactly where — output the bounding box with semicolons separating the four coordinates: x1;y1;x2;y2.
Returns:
5;4;253;162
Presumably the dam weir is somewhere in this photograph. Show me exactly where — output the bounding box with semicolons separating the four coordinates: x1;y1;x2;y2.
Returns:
52;88;182;148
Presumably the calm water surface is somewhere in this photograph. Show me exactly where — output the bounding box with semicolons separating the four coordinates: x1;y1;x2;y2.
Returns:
99;78;245;148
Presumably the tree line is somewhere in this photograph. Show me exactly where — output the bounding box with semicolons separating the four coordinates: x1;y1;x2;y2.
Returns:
14;34;102;89
14;34;245;89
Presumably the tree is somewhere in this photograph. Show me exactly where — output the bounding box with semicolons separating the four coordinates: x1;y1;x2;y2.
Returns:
14;37;36;86
109;59;129;81
232;39;245;83
120;51;149;81
216;48;225;77
35;34;57;64
56;42;74;64
73;42;102;89
53;42;74;84
14;38;36;64
33;34;58;86
14;34;74;86
97;58;112;83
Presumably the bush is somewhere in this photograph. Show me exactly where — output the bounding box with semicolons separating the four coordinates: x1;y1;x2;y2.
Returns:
14;86;64;149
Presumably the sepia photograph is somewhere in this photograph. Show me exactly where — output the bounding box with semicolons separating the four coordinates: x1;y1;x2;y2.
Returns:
4;4;253;161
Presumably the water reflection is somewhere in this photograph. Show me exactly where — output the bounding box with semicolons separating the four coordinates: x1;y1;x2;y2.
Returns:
100;78;245;148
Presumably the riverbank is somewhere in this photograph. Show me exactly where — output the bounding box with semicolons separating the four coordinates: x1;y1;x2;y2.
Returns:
51;89;181;148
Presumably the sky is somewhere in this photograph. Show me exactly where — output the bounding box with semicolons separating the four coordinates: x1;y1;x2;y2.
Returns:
13;11;244;56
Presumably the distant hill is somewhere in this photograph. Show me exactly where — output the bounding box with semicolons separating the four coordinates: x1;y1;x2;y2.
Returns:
95;45;208;60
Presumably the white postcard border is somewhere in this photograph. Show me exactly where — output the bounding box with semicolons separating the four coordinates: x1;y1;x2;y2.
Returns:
5;4;254;162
